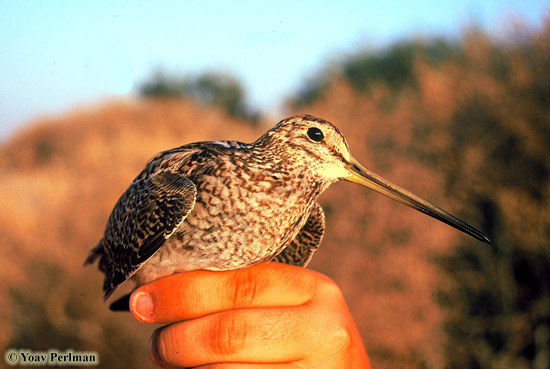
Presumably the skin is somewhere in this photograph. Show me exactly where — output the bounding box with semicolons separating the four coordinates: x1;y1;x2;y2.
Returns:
129;262;371;369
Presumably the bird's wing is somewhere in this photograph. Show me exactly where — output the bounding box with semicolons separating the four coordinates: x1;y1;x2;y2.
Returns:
101;170;197;300
273;202;326;267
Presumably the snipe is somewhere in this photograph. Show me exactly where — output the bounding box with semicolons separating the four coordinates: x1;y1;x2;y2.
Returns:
85;115;491;302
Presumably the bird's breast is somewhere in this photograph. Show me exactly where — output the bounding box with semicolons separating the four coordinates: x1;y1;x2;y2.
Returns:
134;170;317;283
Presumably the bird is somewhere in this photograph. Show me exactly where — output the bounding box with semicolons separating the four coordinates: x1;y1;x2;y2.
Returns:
84;114;492;304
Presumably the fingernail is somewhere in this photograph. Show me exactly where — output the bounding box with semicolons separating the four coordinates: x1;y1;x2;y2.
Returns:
132;291;154;322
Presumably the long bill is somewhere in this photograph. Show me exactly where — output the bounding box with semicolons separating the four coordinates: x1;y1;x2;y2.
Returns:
344;157;492;244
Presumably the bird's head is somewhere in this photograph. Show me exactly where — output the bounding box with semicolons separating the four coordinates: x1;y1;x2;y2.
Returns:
257;115;492;244
257;115;353;181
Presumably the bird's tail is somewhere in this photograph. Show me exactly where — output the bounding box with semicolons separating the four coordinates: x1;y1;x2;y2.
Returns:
84;240;104;266
84;239;121;301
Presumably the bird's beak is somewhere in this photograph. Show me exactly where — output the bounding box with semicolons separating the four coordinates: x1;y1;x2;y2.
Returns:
344;156;492;243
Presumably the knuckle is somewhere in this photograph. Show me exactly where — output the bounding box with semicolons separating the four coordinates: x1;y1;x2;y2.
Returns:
326;323;353;350
210;310;247;357
311;277;353;352
309;322;353;365
316;276;345;304
230;267;258;308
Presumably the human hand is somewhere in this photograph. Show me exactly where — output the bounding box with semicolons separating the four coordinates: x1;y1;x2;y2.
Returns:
129;262;370;368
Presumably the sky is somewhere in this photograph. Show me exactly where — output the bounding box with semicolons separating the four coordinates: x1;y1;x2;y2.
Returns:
0;1;548;141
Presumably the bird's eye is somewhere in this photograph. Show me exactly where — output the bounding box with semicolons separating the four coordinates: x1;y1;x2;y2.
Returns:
307;127;324;142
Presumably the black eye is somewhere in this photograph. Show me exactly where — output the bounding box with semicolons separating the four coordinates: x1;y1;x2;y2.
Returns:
307;127;324;142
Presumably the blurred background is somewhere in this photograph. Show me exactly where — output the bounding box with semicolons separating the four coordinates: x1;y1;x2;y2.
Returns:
1;1;549;368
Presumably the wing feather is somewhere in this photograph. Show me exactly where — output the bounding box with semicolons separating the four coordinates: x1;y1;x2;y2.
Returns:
273;202;325;267
101;170;196;299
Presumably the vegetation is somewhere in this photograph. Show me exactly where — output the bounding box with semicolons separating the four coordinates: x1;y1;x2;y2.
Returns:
140;70;260;123
1;17;548;369
291;37;462;109
288;20;550;369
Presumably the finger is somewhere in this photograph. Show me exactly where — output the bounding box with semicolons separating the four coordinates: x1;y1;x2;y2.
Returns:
194;363;305;369
130;263;319;324
149;306;319;368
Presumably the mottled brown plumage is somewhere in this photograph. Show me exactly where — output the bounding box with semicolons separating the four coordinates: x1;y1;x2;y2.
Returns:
85;115;491;301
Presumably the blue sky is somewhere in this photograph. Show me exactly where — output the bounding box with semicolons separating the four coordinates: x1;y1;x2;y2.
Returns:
0;1;547;140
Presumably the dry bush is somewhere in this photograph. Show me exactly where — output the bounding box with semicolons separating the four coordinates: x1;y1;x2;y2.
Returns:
289;18;550;369
1;18;549;369
0;99;262;368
